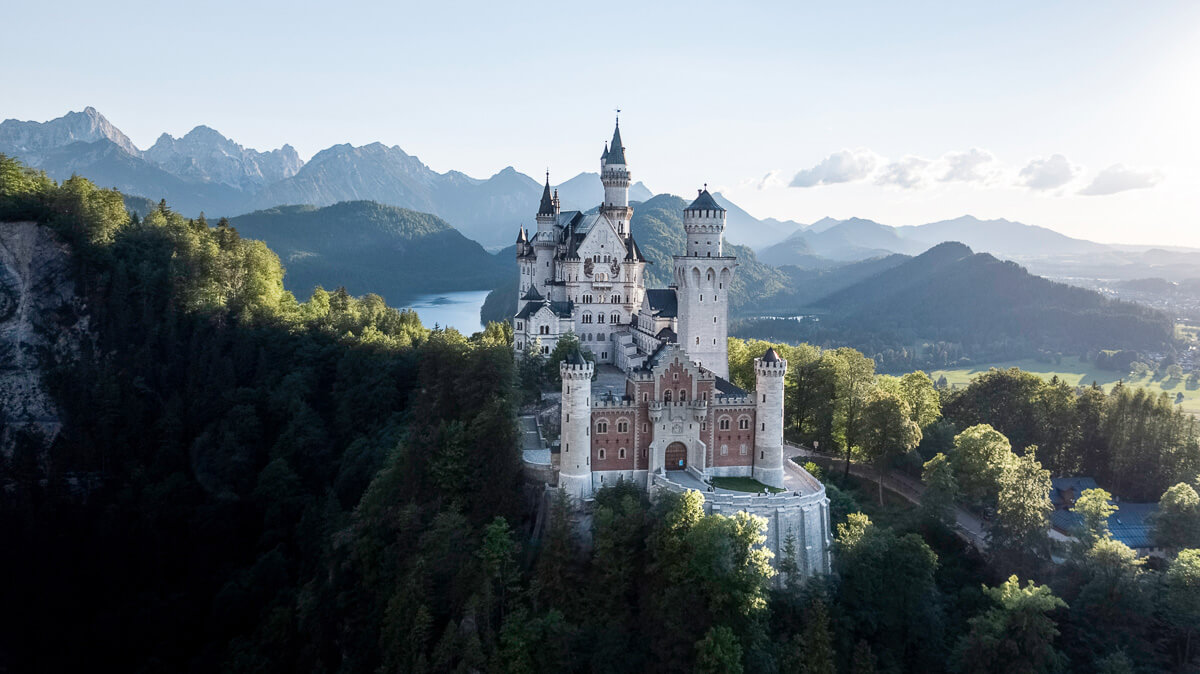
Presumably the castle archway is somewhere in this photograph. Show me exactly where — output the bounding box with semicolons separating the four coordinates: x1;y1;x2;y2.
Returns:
665;442;688;470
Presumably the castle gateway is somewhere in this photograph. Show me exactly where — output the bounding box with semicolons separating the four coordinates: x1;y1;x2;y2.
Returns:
515;120;831;576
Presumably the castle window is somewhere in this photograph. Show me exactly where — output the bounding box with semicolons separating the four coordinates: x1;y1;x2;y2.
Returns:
619;448;626;459
582;313;592;324
679;390;687;401
740;444;748;455
739;417;750;430
700;295;703;302
714;317;717;323
540;325;549;335
642;393;648;402
664;390;672;402
542;345;550;354
612;294;620;303
673;373;678;380
617;420;629;433
696;337;700;345
762;423;766;431
599;448;606;460
516;321;523;330
763;394;766;402
643;423;648;432
598;314;605;324
583;294;593;303
720;445;728;456
719;417;731;430
596;420;607;434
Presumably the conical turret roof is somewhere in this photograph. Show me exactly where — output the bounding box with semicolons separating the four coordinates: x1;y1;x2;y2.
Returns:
516;226;527;244
685;188;724;213
606;120;626;165
761;347;782;362
538;174;554;215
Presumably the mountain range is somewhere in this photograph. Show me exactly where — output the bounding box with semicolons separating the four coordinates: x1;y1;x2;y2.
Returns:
6;108;1196;285
0;108;653;249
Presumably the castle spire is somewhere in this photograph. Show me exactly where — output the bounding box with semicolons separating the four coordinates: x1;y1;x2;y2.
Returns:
607;117;626;165
538;171;554;216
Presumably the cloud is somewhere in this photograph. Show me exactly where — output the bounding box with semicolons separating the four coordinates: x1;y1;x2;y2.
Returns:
1078;164;1163;196
755;170;786;190
939;148;998;183
1018;154;1077;190
790;149;878;187
875;156;932;190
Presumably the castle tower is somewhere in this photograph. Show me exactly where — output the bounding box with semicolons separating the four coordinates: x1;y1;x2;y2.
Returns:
531;173;559;292
559;350;595;498
753;348;788;489
674;188;736;378
599;118;632;234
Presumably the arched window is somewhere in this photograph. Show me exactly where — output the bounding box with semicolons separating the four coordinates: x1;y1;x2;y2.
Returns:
664;390;672;402
611;294;620;303
707;269;714;283
679;389;687;401
582;312;593;324
596;420;608;434
619;447;626;459
738;417;750;430
719;417;731;430
617;420;629;433
611;312;620;324
642;393;648;402
598;448;606;460
720;444;729;456
540;325;549;335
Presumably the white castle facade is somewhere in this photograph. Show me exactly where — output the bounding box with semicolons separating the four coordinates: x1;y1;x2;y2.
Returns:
514;120;831;576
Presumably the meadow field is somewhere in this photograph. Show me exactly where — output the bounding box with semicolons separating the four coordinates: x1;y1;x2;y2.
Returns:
929;356;1200;415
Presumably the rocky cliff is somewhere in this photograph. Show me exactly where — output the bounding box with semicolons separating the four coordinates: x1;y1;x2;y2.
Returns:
0;221;89;457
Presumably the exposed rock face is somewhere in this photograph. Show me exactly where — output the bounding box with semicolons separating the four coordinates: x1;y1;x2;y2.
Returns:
0;107;140;163
0;222;88;456
145;125;303;191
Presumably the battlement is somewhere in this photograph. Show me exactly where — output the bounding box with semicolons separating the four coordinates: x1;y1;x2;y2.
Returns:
593;399;637;409
754;358;788;376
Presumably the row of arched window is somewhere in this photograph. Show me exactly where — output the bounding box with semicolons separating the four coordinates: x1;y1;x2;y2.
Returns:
595;419;630;434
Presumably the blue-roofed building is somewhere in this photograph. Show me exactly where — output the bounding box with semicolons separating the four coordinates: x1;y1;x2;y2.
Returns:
1048;477;1164;557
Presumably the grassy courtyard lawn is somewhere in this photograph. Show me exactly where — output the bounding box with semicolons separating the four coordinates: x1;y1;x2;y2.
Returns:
929;355;1200;415
711;476;786;494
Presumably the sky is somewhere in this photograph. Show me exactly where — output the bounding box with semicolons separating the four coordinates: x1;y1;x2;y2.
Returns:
4;1;1200;246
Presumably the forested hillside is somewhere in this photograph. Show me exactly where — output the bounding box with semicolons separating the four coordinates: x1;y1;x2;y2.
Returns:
736;242;1173;371
231;200;510;303
0;156;524;671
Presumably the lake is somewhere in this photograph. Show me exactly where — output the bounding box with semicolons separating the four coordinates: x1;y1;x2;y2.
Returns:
402;290;490;333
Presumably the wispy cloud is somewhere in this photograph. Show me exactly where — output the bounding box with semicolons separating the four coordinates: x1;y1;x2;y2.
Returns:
1017;154;1077;190
790;149;879;187
939;148;999;184
875;156;932;190
1078;164;1163;196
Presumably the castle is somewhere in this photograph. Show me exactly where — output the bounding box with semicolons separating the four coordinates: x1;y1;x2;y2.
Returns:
515;120;831;575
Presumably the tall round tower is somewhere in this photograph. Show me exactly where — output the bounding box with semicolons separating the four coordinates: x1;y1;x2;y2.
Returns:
532;173;559;292
559;350;595;498
753;347;788;489
599;118;632;233
674;188;736;378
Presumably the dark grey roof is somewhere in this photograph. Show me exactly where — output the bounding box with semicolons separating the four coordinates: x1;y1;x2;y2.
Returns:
516;227;527;244
645;289;677;318
521;285;543;301
607;121;626;165
761;347;781;363
625;234;648;262
685;189;724;213
714;376;747;396
538;179;554;215
601;142;609;160
1050;477;1100;507
515;299;574;320
655;327;677;342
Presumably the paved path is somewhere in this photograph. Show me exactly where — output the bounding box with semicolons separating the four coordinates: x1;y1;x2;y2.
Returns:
785;444;988;551
519;415;550;465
